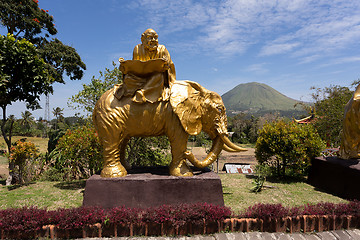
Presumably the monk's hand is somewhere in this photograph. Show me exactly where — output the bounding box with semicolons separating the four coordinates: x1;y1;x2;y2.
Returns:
162;57;170;70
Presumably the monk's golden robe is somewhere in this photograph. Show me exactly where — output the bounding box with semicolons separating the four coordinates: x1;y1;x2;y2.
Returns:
114;44;176;103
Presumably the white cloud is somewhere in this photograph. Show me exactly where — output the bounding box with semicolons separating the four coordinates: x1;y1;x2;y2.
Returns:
127;0;360;61
260;42;300;56
245;63;268;74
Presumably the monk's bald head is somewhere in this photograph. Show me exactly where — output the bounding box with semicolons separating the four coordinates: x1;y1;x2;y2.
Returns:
141;29;159;51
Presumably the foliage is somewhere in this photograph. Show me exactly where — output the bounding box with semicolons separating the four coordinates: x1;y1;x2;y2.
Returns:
240;201;360;219
143;203;232;227
241;203;290;219
310;85;353;147
51;207;105;230
3;202;360;235
38;38;86;83
0;0;56;42
0;203;232;233
0;34;52;151
0;0;86;84
47;129;66;153
255;120;325;177
0;0;85;170
0;207;49;233
48;125;102;180
68;62;122;114
18;111;35;136
107;206;141;225
8;139;41;183
126;136;171;167
228;112;281;144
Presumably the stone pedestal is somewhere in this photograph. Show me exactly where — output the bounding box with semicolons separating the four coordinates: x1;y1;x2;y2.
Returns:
83;167;224;209
308;156;360;200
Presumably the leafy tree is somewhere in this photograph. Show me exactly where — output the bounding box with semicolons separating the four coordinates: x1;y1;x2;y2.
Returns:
0;34;52;153
255;120;325;178
1;1;86;183
311;85;353;147
0;0;56;42
68;62;122;113
228;112;281;144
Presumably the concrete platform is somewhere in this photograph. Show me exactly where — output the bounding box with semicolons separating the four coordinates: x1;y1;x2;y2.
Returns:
83;166;224;209
308;156;360;200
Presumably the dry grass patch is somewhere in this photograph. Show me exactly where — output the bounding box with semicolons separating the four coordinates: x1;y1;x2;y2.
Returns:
0;136;49;153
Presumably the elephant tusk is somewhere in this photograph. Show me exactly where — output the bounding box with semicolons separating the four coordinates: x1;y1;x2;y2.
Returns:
223;144;241;152
185;136;223;168
220;134;247;152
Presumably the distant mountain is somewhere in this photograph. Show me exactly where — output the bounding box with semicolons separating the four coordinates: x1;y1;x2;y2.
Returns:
221;82;305;116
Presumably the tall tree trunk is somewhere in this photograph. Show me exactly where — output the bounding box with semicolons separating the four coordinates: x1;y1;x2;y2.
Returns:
1;106;15;185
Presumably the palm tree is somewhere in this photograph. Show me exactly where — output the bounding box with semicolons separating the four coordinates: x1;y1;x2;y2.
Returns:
19;111;34;136
52;107;64;130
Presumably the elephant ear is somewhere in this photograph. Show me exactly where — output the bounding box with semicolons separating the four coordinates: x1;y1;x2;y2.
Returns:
170;81;204;135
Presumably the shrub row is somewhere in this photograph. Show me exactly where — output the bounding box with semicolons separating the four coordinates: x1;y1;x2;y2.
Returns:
1;202;360;233
240;201;360;219
0;203;231;233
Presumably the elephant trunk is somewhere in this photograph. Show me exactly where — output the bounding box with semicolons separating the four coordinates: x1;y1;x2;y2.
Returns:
220;134;247;152
185;136;223;168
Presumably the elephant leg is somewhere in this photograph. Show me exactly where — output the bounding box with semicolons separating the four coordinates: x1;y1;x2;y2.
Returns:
119;137;131;170
167;130;193;177
97;124;128;178
100;141;127;177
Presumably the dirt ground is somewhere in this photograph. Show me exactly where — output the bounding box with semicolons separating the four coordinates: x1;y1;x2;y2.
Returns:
0;161;8;180
191;146;256;173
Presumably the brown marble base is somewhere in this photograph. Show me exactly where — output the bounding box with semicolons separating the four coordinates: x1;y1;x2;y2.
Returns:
308;156;360;200
82;166;224;209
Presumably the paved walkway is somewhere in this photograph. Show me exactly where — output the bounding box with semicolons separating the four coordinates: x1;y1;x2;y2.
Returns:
81;229;360;239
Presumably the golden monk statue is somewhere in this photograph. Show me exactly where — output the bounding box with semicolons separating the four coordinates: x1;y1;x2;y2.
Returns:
93;29;246;178
115;28;176;103
339;84;360;159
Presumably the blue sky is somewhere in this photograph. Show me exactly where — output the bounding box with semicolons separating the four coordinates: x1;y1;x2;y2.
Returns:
2;0;360;119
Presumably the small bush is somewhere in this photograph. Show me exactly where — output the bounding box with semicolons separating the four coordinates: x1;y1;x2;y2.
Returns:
8;140;41;184
255;120;325;178
47;125;102;180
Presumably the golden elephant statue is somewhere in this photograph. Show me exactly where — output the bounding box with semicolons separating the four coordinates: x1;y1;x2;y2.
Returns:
93;80;246;177
339;84;360;159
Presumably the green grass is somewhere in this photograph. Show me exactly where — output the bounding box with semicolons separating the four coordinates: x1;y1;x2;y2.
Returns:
220;174;347;214
0;174;347;212
0;180;84;210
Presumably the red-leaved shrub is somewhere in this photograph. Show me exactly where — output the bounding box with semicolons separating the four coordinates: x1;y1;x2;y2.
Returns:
0;207;49;232
50;206;105;230
241;203;289;219
107;206;141;225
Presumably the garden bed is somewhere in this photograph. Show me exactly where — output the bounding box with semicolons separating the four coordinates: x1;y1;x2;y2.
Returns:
1;202;360;239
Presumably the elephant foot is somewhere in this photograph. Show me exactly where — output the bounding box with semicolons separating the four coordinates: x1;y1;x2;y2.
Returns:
169;160;193;177
100;163;127;178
